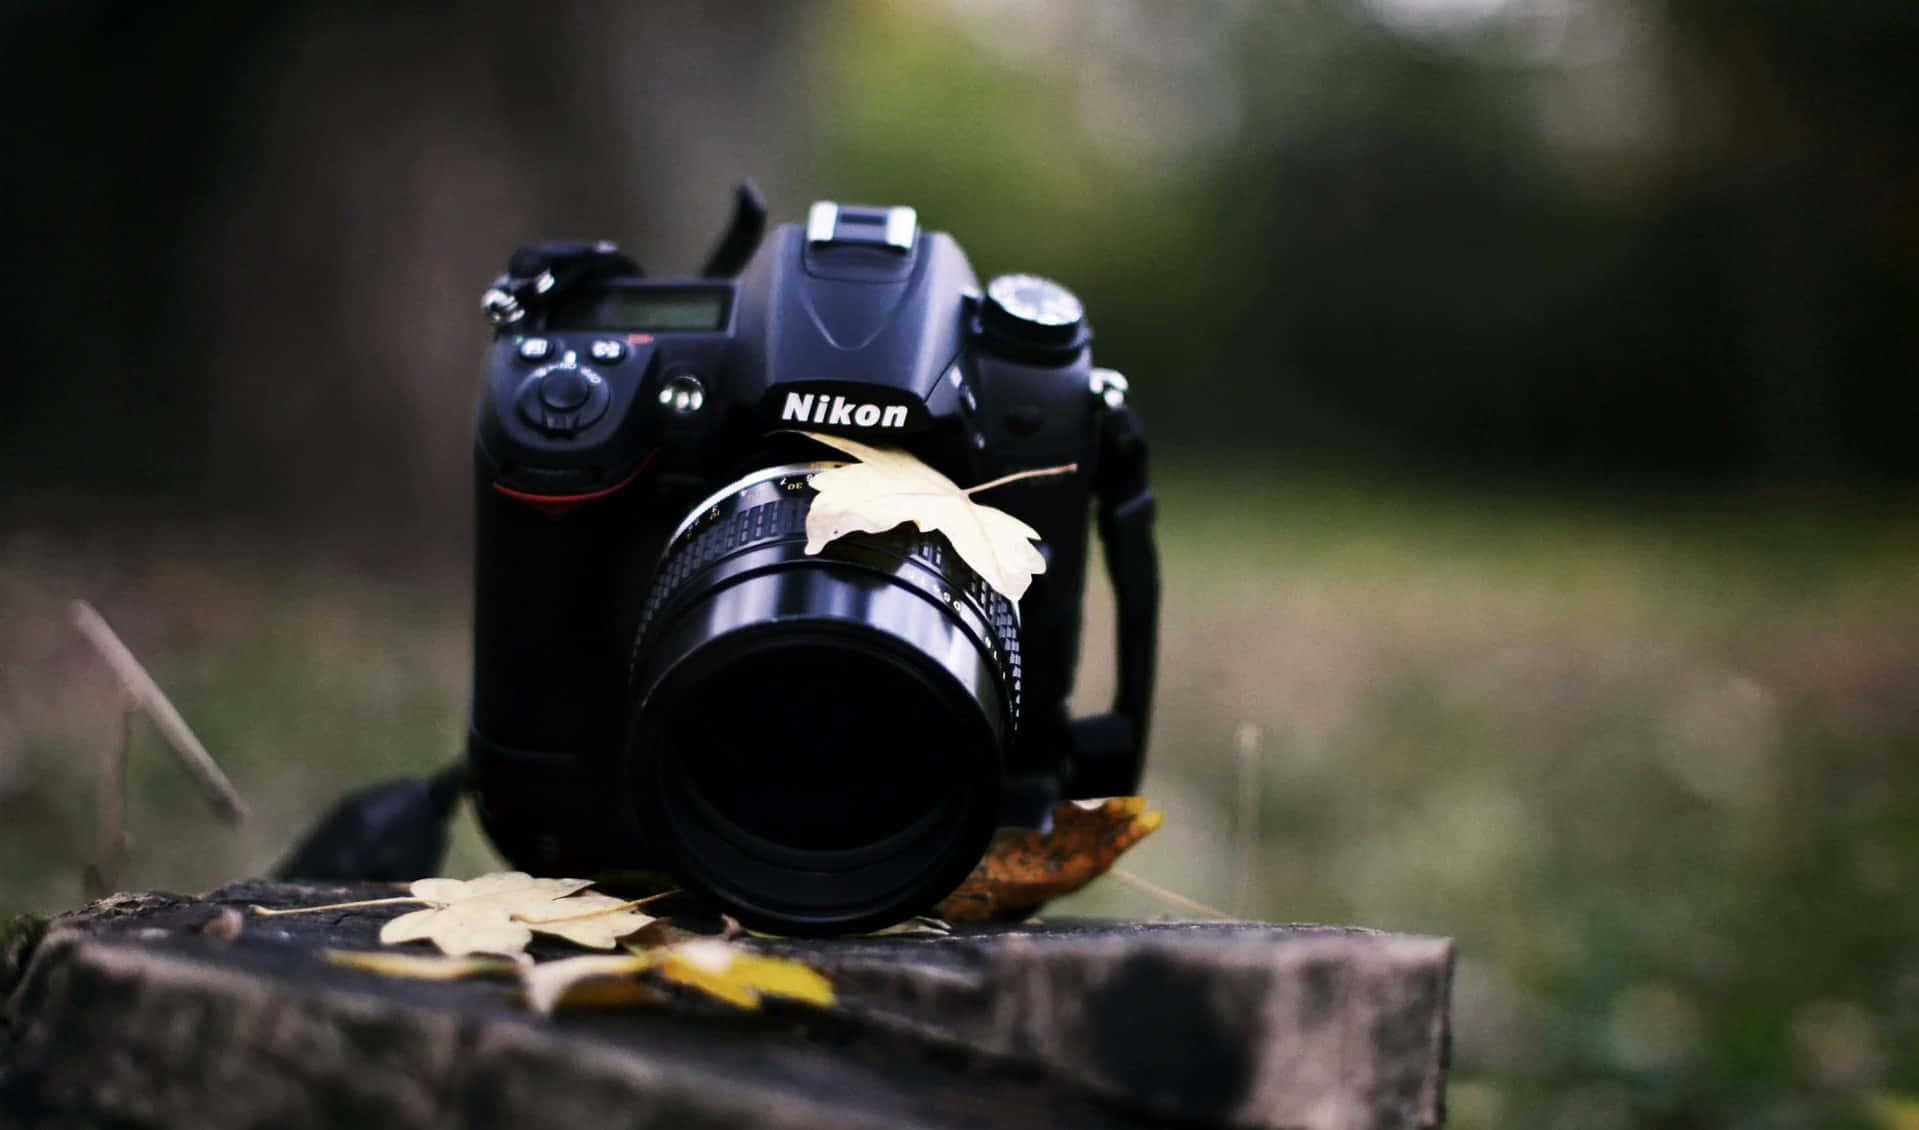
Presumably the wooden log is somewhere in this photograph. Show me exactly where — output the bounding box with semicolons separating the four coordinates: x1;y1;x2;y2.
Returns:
0;882;1451;1129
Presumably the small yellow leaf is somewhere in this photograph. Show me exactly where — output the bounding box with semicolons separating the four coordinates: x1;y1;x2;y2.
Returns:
552;976;663;1011
520;953;657;1016
796;431;1064;603
325;949;520;980
655;945;760;1010
725;953;836;1008
652;939;836;1011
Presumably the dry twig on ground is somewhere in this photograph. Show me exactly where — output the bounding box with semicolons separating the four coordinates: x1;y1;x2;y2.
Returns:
69;600;249;823
70;600;250;895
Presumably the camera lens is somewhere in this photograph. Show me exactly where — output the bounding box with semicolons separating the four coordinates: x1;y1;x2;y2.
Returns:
624;464;1019;935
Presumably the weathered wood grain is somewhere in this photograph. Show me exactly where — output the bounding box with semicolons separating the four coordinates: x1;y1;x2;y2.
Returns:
0;883;1450;1129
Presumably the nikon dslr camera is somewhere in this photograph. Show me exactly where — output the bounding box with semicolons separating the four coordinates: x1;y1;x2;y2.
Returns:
468;185;1158;934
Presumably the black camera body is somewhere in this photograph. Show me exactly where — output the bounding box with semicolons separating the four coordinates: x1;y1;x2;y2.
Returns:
468;186;1158;934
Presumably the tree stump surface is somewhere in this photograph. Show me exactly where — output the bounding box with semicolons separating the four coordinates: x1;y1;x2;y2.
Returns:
0;881;1451;1129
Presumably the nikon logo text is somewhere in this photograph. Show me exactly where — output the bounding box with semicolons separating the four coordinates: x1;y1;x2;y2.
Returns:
781;392;910;429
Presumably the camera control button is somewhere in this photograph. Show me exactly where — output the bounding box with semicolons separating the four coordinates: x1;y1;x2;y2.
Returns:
517;337;554;362
658;373;706;416
588;339;627;364
537;367;597;411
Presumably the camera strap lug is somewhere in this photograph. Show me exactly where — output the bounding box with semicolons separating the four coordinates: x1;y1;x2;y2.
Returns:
482;241;642;329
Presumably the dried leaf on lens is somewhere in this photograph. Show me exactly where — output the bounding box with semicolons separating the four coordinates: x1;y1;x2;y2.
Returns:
934;797;1163;924
795;430;1067;602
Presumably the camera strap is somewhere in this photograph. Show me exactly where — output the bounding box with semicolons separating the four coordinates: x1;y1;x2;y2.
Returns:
1068;377;1160;799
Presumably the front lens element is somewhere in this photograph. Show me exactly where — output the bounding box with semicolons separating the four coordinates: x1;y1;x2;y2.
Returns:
672;643;963;851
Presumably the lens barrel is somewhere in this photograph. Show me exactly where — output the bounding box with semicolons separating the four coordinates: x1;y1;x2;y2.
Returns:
624;464;1020;935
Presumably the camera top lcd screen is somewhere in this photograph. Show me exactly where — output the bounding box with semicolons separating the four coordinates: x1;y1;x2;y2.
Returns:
547;288;730;333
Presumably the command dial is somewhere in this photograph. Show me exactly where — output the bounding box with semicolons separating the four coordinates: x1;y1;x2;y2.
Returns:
981;273;1088;357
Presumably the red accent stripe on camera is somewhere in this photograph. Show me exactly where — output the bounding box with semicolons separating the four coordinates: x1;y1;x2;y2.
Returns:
490;450;656;517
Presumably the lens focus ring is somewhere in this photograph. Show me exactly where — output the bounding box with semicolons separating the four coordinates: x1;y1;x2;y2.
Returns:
631;474;1021;730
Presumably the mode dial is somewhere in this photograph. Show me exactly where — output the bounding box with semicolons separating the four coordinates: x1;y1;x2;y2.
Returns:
980;274;1088;359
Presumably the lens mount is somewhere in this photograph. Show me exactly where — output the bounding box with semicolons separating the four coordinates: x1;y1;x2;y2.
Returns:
623;464;1020;935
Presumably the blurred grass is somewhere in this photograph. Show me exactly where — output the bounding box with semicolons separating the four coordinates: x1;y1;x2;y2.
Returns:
2;473;1915;1128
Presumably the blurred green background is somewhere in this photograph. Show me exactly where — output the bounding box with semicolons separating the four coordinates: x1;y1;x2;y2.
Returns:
2;2;1915;1127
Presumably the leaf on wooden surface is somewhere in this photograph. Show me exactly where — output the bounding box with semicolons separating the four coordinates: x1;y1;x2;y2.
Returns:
329;934;832;1017
378;872;655;957
521;954;659;1015
864;916;952;937
525;941;836;1015
647;939;837;1011
326;949;520;980
934;797;1164;924
796;430;1071;602
514;894;661;950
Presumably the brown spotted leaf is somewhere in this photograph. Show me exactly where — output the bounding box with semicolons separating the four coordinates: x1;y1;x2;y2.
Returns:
934;797;1164;924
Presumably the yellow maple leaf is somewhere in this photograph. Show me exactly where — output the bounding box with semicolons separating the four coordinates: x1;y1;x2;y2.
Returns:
796;431;1071;603
378;871;655;957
